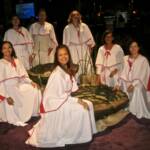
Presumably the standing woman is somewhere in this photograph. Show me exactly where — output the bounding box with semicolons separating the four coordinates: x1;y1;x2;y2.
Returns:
63;10;95;80
4;15;33;70
95;30;124;87
0;41;41;126
29;9;58;66
26;45;97;148
116;40;150;119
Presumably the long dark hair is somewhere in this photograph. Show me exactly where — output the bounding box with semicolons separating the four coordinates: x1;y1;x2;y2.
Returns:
0;41;17;59
52;44;75;76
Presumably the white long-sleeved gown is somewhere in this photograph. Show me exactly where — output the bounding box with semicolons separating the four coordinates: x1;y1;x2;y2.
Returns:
0;58;41;126
63;23;95;80
26;66;97;148
95;44;124;87
29;22;58;66
4;27;34;70
119;55;150;118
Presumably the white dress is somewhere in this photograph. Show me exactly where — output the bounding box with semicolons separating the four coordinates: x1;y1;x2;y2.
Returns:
4;27;34;70
118;55;150;119
95;44;124;87
63;23;95;80
0;58;41;126
29;22;58;66
26;66;97;148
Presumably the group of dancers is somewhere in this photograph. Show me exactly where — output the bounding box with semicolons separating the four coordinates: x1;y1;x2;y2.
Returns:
0;9;150;148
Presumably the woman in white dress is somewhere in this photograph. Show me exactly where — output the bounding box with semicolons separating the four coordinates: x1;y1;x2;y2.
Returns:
63;10;95;81
0;41;41;126
95;30;124;87
4;15;33;70
29;9;58;66
26;45;97;148
116;40;150;119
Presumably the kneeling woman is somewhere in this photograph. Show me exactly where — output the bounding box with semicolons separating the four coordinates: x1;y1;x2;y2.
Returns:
0;41;41;126
117;40;150;119
26;45;97;148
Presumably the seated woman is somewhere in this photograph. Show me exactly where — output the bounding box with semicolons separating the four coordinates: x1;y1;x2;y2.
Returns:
95;30;124;86
26;45;97;148
116;40;150;119
0;41;41;126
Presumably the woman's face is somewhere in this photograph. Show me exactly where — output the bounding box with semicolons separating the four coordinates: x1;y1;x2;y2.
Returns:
57;48;69;65
12;16;20;27
104;33;113;44
38;11;46;23
2;43;12;58
72;12;80;25
129;42;139;55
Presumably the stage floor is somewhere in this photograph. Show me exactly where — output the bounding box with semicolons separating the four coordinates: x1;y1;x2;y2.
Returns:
0;114;150;150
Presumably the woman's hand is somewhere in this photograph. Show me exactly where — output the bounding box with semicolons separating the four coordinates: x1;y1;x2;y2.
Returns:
109;68;118;78
29;55;33;66
48;48;53;56
31;82;40;89
127;84;134;93
31;53;36;60
96;75;101;85
87;44;93;54
7;97;14;105
78;99;89;110
113;85;120;91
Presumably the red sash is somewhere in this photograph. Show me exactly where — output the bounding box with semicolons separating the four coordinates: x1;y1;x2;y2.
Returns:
147;76;150;91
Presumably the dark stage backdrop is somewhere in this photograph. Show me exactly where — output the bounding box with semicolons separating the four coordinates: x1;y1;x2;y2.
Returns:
0;0;150;60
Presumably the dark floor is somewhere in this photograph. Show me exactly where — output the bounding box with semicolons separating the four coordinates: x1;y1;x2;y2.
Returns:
0;114;150;150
